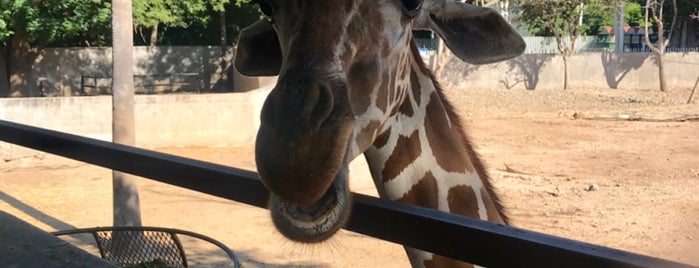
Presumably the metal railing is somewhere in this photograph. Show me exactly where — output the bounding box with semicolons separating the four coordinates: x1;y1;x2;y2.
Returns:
0;119;695;268
80;73;207;95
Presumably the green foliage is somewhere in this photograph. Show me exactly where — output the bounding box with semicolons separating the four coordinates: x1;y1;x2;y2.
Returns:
517;1;588;37
625;2;646;26
517;1;651;37
134;0;261;46
132;0;255;29
582;2;615;35
577;2;650;35
0;0;112;46
132;0;261;45
0;0;259;47
0;7;12;41
133;0;216;29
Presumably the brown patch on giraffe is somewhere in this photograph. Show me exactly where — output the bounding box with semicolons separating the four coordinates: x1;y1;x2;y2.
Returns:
482;188;504;223
387;67;396;102
397;98;414;117
354;120;381;151
424;255;476;268
389;103;401;117
447;185;479;219
410;69;422;106
409;41;509;224
375;71;390;113
373;128;391;149
399;63;409;88
382;130;421;183
424;92;475;173
348;61;379;115
397;171;438;209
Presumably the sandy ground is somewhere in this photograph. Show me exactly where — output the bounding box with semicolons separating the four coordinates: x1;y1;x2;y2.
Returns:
1;86;698;267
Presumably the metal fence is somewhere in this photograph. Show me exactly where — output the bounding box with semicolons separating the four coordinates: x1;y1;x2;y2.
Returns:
0;119;695;268
415;36;699;55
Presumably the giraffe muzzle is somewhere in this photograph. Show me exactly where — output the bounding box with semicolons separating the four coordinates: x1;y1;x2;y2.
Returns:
255;76;356;242
256;77;355;206
269;158;352;243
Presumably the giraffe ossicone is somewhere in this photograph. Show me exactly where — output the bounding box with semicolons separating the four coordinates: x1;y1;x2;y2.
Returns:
235;0;524;266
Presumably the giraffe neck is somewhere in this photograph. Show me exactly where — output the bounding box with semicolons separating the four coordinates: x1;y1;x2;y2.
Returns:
362;42;505;268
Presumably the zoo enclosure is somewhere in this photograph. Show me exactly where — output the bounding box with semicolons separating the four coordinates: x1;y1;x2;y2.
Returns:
0;119;695;268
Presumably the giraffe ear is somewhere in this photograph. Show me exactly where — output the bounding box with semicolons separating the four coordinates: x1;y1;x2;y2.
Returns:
419;1;525;65
235;19;282;76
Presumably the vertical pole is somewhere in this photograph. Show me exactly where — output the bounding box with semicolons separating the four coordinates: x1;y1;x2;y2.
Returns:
112;0;142;226
615;2;626;53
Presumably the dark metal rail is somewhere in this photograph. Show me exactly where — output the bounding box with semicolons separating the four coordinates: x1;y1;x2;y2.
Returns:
0;119;694;268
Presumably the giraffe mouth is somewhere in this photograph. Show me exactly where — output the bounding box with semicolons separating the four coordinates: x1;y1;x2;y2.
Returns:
269;162;352;243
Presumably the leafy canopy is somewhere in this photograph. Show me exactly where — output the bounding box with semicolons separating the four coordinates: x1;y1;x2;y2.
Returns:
0;0;258;47
0;0;111;46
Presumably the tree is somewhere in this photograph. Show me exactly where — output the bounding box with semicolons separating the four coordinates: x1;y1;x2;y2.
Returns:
643;0;677;92
517;0;592;90
0;0;112;97
0;0;259;96
112;0;141;227
516;0;631;89
132;0;242;47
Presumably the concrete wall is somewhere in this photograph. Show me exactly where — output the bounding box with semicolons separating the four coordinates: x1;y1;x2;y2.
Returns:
0;88;273;160
441;52;699;90
17;46;238;96
14;47;699;96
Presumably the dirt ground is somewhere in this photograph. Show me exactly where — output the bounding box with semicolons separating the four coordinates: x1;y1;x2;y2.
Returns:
1;86;698;267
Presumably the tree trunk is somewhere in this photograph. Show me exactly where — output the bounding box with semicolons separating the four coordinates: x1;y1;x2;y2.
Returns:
112;0;142;227
7;32;40;97
219;11;229;91
644;0;669;92
657;52;667;92
656;17;666;92
562;55;569;90
0;46;9;97
149;25;158;47
687;76;698;104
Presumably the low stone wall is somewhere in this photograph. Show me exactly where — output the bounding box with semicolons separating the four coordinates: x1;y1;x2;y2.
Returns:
0;88;273;160
8;46;238;97
440;52;699;90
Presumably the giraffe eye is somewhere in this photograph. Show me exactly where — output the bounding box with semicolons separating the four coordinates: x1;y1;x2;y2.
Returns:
400;0;423;16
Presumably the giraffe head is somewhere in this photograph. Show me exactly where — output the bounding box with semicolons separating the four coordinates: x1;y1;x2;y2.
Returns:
236;0;524;243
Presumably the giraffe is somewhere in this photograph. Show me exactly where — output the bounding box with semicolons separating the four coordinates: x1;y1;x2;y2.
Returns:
235;0;525;267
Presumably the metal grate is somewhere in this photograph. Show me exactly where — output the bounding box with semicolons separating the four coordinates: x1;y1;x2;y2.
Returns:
95;229;186;268
53;226;241;268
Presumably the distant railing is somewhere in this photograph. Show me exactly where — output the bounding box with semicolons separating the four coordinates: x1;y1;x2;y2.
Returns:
80;73;208;95
0;119;695;268
416;35;699;55
415;38;439;56
522;36;699;54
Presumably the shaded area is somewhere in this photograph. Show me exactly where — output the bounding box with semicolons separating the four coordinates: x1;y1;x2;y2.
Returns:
601;52;649;89
0;211;115;267
506;54;553;90
53;226;241;267
0;190;75;231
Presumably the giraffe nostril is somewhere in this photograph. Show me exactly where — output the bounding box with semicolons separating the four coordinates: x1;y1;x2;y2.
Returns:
306;82;334;130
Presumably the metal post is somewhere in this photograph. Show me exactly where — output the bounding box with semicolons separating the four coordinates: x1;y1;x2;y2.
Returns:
615;2;626;53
